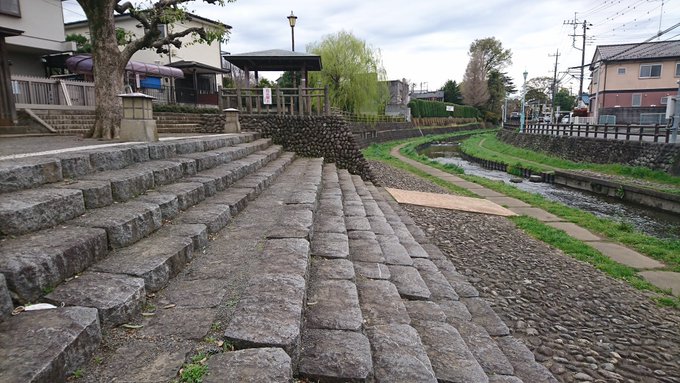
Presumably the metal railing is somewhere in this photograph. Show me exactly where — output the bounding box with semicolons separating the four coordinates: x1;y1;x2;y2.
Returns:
11;75;95;109
220;86;330;116
504;121;674;143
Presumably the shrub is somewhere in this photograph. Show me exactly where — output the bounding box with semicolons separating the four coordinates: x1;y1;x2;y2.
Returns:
153;104;220;114
407;99;480;119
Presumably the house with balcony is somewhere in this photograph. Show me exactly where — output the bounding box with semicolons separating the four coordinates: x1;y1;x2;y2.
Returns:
1;0;76;127
588;40;680;125
65;13;231;105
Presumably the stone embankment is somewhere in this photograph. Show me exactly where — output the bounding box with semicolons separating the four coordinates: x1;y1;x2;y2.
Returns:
370;160;680;383
0;133;552;382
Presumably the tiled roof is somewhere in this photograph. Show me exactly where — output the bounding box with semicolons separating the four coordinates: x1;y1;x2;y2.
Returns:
596;40;680;62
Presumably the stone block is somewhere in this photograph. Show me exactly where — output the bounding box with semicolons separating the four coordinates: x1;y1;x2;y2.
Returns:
140;307;215;340
84;168;154;202
134;160;184;186
119;118;158;142
299;329;372;382
404;300;447;323
51;152;93;179
454;320;514;375
45;272;145;327
356;279;410;326
206;188;251;216
413;258;459;300
0;307;101;382
53;180;112;209
224;274;305;355
311;232;349;259
349;238;385;263
179;203;231;234
345;216;371;231
377;235;413;266
354;261;390;280
97;340;191;382
71;201;162;249
310;258;355;280
87;147;134;171
388;265;431;300
137;192;179;220
155;223;208;252
0;226;108;303
412;320;488;383
305;279;362;331
204;348;291;383
0;188;85;236
0;157;62;193
92;233;193;292
462;297;510;336
496;336;558;383
366;324;437;383
257;238;310;279
183;176;218;196
157;278;226;308
157;182;206;211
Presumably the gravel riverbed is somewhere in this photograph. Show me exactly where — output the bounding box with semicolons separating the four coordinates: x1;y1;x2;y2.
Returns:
369;160;680;383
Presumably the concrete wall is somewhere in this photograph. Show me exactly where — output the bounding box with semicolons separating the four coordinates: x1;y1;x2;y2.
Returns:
240;115;375;181
497;129;680;175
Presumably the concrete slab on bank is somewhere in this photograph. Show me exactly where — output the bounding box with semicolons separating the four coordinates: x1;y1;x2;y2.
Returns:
639;271;680;296
385;187;516;217
588;241;665;270
546;222;601;241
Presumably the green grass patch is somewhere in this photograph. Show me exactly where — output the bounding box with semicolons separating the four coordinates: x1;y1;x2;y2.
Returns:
459;174;680;271
180;353;208;383
510;216;679;308
459;134;680;194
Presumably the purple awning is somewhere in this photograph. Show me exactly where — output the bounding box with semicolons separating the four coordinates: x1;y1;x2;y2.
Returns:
66;54;184;79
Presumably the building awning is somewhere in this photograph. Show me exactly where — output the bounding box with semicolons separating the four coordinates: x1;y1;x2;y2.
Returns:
167;60;231;75
65;54;185;78
225;49;322;72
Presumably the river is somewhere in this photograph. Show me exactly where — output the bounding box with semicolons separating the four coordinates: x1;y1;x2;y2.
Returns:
418;142;680;241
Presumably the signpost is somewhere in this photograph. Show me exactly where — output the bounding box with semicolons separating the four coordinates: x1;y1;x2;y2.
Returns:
262;87;272;105
445;105;455;112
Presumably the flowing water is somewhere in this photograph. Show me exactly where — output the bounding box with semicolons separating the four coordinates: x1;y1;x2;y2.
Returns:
418;142;680;241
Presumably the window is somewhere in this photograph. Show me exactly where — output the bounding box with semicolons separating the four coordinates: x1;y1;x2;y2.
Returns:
0;0;21;16
676;63;680;77
617;67;626;75
661;96;669;105
598;115;616;124
632;93;642;107
639;64;662;78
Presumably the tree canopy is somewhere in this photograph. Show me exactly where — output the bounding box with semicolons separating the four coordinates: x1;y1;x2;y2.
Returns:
77;0;232;139
440;80;462;104
461;49;489;107
554;88;576;111
307;31;388;114
469;37;512;74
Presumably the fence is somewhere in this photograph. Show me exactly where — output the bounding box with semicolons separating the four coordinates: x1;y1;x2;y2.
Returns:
11;75;95;109
504;121;675;143
220;86;330;116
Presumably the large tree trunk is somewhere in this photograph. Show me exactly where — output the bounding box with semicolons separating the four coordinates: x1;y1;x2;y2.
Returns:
80;0;124;139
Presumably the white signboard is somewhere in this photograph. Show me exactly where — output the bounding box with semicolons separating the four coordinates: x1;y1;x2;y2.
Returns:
446;105;455;112
262;87;272;105
11;80;19;94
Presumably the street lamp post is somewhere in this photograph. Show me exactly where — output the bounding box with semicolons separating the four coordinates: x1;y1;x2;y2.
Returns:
520;70;528;133
287;11;297;52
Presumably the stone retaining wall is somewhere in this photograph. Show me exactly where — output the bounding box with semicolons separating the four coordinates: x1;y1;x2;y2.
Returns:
351;122;485;148
497;129;680;175
240;115;375;181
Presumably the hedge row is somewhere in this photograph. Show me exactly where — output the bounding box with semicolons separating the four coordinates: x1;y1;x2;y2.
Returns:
153;104;221;114
408;99;480;119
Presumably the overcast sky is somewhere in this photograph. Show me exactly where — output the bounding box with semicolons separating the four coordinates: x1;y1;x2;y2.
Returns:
62;0;680;96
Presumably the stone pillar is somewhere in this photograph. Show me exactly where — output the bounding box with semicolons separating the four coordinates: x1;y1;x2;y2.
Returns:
223;108;241;133
119;93;158;142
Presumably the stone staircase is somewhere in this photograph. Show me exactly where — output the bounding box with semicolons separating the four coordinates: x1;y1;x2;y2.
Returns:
0;134;555;382
0;133;296;381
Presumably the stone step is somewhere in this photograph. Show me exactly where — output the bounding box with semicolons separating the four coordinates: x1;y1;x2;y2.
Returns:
298;329;373;382
0;133;257;194
0;188;85;236
204;348;293;383
0;273;13;319
0;226;108;304
366;324;437;382
0;306;101;383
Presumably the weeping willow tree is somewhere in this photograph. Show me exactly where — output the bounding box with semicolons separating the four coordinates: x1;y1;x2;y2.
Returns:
307;31;389;115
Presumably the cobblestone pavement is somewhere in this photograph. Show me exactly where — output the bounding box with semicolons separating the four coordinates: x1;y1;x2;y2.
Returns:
370;160;680;383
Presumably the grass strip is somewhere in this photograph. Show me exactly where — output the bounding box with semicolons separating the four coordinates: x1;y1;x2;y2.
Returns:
510;216;679;308
460;134;680;194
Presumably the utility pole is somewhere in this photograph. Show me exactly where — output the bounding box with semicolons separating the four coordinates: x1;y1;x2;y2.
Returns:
549;49;560;123
565;15;591;102
671;80;679;144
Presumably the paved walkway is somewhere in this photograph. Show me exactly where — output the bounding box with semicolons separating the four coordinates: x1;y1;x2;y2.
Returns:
391;144;680;296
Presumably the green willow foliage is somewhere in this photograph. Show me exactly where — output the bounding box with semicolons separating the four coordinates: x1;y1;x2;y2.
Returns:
307;31;389;114
407;99;480;119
